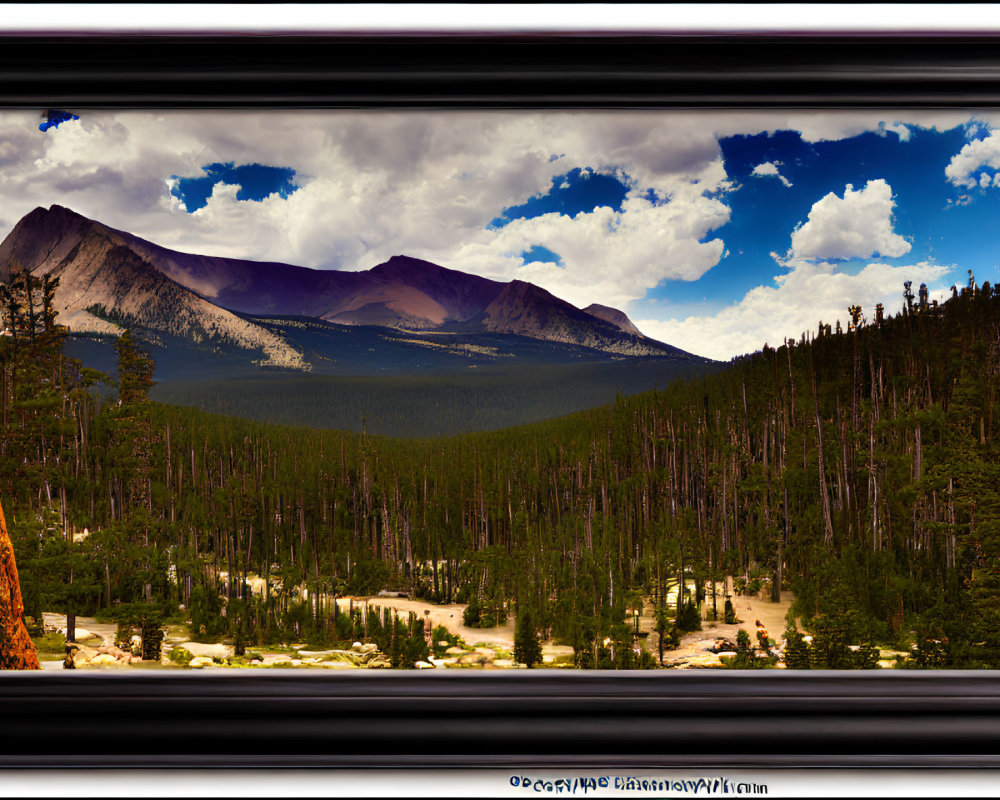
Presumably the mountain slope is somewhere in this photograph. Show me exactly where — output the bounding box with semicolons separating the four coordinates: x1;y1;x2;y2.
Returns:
584;303;643;337
483;281;685;357
0;205;698;363
0;208;307;369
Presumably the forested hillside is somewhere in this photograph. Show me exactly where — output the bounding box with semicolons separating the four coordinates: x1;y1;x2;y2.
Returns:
147;359;710;437
3;265;1000;667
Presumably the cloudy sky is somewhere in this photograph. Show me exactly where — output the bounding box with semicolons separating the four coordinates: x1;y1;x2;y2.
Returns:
2;108;999;359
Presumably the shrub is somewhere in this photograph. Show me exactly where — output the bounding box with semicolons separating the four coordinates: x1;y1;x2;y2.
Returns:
334;610;355;641
188;586;226;640
783;628;810;669
661;625;682;649
431;624;462;658
168;646;193;666
462;595;508;628
462;596;481;627
676;602;701;632
32;631;66;655
140;619;165;660
905;636;951;669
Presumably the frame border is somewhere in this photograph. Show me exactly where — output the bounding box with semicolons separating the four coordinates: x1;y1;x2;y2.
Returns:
4;671;1000;768
5;34;1000;108
2;32;1000;770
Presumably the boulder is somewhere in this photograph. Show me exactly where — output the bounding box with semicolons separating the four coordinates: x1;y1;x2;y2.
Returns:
71;645;100;667
176;641;232;660
68;627;99;643
458;651;488;665
360;643;379;654
97;644;131;660
90;653;121;666
351;642;365;651
445;646;467;656
414;660;435;669
188;656;216;668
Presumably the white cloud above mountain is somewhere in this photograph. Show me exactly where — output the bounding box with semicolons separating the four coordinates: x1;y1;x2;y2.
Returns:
637;175;939;360
788;179;911;261
0;108;981;359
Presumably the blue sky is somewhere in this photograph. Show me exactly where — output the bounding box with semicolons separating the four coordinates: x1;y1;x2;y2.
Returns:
7;110;1000;358
485;123;998;322
635;123;985;321
38;109;79;132
170;162;298;212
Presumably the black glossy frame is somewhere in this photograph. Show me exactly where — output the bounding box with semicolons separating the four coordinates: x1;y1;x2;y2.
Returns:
1;32;1000;769
4;671;1000;768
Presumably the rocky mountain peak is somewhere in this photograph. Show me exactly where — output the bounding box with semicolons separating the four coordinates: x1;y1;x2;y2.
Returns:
583;303;643;337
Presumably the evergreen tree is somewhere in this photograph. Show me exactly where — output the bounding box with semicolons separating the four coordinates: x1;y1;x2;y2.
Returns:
514;606;543;668
783;627;810;669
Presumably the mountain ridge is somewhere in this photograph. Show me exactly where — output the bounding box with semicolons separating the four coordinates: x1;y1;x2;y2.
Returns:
0;205;701;368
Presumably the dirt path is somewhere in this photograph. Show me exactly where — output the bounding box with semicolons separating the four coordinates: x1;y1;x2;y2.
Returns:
39;583;788;670
42;613;116;646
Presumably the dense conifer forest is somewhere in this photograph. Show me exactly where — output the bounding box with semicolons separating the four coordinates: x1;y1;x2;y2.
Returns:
3;265;1000;667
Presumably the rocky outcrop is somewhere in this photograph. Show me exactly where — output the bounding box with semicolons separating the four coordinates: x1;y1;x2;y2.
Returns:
0;501;41;670
583;303;643;337
484;281;680;357
0;206;308;371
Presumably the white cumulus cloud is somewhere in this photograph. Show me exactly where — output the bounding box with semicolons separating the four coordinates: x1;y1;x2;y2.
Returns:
637;260;952;361
789;179;911;261
0;108;985;353
0;110;740;314
945;129;1000;189
751;161;792;187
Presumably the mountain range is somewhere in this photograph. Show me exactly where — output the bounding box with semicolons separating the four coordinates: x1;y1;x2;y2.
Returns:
0;205;705;378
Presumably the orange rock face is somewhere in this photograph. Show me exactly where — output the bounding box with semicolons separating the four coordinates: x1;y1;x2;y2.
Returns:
0;501;41;670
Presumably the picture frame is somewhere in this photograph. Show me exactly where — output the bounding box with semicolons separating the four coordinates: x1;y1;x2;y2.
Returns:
2;30;1000;772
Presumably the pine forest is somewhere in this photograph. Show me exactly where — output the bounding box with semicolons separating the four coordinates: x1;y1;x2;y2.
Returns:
3;269;1000;669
